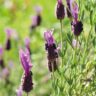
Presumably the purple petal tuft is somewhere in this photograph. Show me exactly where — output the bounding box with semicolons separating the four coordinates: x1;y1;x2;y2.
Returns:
19;49;32;75
44;30;55;45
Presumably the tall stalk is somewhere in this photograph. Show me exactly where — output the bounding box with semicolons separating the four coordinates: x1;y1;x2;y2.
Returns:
27;93;29;96
60;20;63;67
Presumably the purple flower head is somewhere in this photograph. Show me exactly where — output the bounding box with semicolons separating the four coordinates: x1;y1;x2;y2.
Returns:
5;28;12;39
56;0;65;20
19;48;32;76
70;0;79;22
44;29;55;46
16;86;22;96
44;29;58;72
21;71;33;92
0;45;3;56
71;20;83;36
31;15;41;29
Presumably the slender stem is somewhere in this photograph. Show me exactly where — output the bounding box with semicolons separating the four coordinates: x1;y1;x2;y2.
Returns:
27;92;29;96
51;61;55;95
60;20;63;67
74;36;78;94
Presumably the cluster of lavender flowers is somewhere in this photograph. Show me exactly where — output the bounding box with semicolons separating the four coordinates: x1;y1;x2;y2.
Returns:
0;28;14;84
44;0;83;72
56;0;83;36
16;6;43;96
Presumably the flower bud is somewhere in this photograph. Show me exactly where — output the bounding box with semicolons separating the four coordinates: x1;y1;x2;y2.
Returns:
56;0;65;20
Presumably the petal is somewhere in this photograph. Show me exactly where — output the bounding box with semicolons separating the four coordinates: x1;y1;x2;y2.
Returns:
19;49;30;75
44;30;55;45
70;0;79;21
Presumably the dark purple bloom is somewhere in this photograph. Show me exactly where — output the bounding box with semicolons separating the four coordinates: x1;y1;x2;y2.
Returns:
67;0;83;36
0;46;5;68
5;28;12;50
36;15;42;26
56;0;65;20
30;6;42;30
30;15;42;30
71;20;83;36
19;49;33;92
5;39;11;50
44;30;58;72
21;71;33;93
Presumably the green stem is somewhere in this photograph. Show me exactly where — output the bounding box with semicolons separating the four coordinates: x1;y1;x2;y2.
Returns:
60;20;63;67
74;36;78;94
27;93;29;96
51;62;55;95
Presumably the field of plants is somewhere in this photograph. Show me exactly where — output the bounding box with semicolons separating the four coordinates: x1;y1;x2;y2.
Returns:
0;0;96;96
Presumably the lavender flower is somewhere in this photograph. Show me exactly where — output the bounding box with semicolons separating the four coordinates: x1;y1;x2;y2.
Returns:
34;6;42;26
5;28;12;50
71;21;83;36
0;45;5;68
24;37;31;54
56;0;65;20
30;15;42;30
16;86;23;96
30;6;42;30
67;0;83;36
19;49;33;93
44;30;58;72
